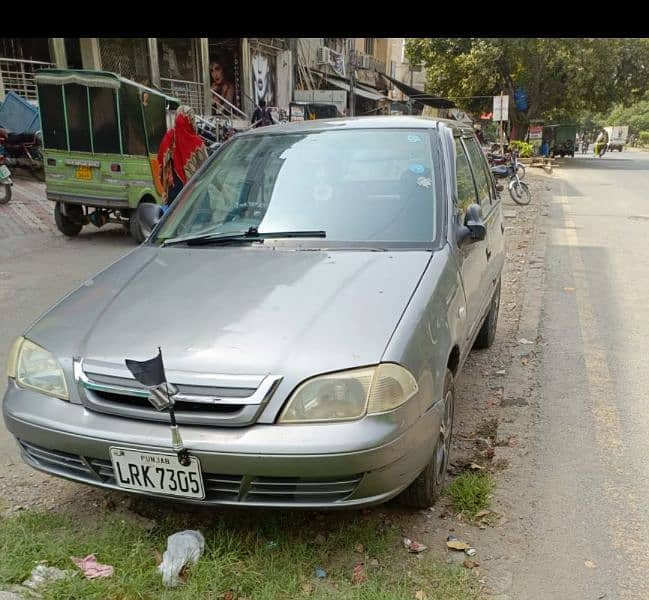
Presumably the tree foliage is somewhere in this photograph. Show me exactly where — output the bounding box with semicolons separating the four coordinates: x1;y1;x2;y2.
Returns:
406;38;649;137
599;95;649;133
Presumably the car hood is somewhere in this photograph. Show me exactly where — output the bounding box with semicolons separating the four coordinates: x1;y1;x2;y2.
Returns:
28;246;431;378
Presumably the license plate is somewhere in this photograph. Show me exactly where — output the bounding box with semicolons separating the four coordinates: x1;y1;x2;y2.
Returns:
110;447;205;499
75;165;93;180
0;165;10;179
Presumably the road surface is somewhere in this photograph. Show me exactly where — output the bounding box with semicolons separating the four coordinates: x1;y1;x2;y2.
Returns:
510;149;649;599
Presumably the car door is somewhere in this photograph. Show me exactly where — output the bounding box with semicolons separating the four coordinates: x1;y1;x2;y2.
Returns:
462;135;503;332
453;135;488;344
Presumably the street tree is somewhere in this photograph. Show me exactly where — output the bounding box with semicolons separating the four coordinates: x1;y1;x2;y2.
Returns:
406;38;649;139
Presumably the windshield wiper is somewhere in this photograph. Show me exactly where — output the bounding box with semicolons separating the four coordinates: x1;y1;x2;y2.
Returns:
163;227;326;247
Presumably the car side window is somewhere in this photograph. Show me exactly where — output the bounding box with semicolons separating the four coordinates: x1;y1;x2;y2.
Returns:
454;137;478;223
463;137;492;206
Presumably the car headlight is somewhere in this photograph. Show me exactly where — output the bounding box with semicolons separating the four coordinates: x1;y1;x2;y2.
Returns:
6;337;69;400
279;363;418;423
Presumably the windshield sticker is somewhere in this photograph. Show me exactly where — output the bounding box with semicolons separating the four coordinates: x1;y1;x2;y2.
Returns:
416;177;432;188
409;164;425;174
407;134;422;143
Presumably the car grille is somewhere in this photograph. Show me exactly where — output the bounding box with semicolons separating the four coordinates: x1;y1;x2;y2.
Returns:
75;359;281;427
18;440;362;505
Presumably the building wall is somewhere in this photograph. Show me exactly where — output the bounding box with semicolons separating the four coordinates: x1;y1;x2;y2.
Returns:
388;38;428;101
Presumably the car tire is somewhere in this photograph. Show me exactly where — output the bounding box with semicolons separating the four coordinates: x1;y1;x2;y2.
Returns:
54;202;83;237
474;280;501;349
400;369;455;509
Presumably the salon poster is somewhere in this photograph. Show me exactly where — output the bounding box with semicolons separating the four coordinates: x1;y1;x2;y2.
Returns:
208;42;241;113
250;50;276;107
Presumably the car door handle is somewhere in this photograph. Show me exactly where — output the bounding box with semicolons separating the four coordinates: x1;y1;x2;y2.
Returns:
486;247;492;260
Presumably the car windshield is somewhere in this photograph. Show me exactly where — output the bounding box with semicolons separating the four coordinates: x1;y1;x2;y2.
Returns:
153;128;438;246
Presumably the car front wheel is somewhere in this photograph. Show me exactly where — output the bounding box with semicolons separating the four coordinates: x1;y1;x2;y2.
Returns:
400;369;455;508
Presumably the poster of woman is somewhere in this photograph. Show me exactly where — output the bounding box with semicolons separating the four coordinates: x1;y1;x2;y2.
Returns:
251;50;275;107
209;53;236;114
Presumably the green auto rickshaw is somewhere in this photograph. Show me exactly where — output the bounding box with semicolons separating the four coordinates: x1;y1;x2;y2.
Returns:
36;69;180;242
542;124;577;158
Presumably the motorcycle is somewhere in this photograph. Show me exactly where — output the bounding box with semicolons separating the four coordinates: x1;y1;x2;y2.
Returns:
490;150;531;206
0;128;44;179
487;151;526;180
0;155;13;204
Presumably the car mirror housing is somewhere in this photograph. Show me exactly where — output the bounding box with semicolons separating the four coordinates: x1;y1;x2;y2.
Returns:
457;203;487;247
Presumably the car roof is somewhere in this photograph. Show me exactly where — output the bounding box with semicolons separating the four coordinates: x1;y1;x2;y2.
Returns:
239;115;474;137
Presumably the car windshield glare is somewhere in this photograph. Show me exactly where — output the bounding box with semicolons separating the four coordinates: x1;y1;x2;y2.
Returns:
153;128;438;246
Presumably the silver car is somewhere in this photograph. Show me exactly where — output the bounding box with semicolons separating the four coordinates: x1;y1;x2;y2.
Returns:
3;117;504;508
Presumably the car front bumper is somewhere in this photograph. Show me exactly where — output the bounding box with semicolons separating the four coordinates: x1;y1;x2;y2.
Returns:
3;380;442;509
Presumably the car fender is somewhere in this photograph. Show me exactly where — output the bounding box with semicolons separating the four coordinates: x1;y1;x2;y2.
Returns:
382;245;465;419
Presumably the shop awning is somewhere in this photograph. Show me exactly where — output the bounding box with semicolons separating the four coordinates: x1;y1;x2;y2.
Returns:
312;71;389;101
380;73;456;109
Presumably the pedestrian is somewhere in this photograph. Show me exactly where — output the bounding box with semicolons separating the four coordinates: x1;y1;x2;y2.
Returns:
157;106;208;211
594;129;609;158
251;99;275;128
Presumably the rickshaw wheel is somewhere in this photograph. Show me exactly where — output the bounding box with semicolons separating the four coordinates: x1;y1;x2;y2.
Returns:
54;202;83;237
130;199;155;243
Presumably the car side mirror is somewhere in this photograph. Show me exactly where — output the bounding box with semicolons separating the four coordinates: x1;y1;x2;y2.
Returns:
137;203;164;238
457;203;487;247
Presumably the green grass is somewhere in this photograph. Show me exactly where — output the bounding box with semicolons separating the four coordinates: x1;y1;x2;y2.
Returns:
0;508;480;600
445;472;495;519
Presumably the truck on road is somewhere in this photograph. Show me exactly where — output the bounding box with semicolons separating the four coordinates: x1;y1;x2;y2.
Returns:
604;125;629;152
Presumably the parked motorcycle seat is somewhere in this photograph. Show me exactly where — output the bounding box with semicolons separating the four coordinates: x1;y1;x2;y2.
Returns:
6;132;36;144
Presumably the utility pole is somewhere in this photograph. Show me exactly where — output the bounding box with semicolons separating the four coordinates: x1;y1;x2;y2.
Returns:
348;41;356;117
499;91;505;155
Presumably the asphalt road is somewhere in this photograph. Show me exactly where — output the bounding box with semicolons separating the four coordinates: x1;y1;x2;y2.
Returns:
510;148;649;599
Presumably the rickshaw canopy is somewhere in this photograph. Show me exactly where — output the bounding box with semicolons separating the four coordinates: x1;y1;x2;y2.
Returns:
35;69;179;157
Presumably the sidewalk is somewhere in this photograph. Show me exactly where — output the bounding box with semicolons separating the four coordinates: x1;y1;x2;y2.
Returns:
0;175;55;240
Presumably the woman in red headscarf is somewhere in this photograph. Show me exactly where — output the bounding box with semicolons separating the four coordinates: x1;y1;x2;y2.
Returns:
157;105;208;209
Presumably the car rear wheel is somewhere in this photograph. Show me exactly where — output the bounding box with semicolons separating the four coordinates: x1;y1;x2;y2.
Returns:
474;280;501;350
400;369;455;508
54;202;83;237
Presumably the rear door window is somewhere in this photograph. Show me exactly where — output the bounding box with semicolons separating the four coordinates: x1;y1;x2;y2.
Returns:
463;137;492;206
454;137;478;223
